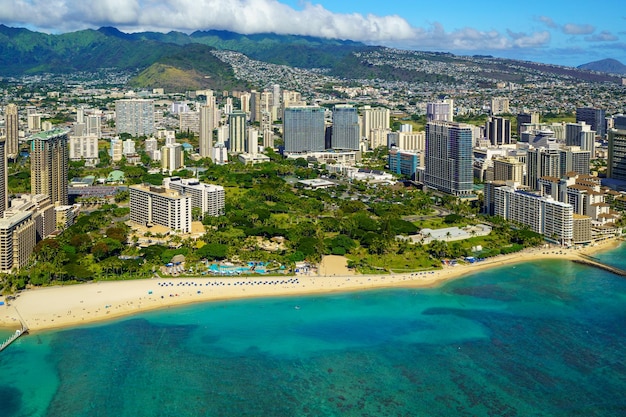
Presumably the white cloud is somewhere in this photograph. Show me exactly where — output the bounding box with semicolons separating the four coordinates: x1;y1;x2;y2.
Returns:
562;23;595;35
536;15;558;29
0;0;551;53
585;31;618;42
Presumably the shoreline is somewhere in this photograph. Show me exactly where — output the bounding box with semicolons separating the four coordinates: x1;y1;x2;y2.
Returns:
0;239;621;333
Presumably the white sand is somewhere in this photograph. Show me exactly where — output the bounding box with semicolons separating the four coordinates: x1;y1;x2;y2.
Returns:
0;239;620;333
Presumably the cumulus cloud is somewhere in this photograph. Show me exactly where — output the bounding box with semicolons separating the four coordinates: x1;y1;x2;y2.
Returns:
0;0;553;53
585;31;618;42
562;23;595;35
0;0;416;42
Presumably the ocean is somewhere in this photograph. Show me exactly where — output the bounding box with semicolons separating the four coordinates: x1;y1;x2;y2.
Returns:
1;247;626;416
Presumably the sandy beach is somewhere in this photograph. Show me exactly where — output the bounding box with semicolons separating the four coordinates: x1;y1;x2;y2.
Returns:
0;239;620;333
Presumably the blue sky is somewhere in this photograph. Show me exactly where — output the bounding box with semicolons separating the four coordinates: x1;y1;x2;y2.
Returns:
0;0;624;67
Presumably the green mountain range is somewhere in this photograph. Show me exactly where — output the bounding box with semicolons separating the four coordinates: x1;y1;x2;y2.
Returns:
0;25;621;91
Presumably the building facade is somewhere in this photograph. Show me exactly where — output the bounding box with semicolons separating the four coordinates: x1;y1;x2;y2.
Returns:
5;103;19;159
163;177;225;218
228;111;247;154
115;99;155;137
0;211;36;273
0;136;6;218
30;129;69;205
360;106;391;149
485;116;511;146
608;115;626;181
494;186;573;245
576;107;606;138
129;184;192;233
69;135;99;165
424;121;473;196
284;106;325;153
332;105;360;150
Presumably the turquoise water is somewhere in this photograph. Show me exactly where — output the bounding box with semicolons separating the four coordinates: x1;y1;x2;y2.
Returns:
2;252;626;416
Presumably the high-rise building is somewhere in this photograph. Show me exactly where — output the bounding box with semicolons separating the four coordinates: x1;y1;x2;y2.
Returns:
526;143;561;190
424;121;473;196
163;177;225;218
284;107;326;153
85;114;101;138
5;104;19;159
199;105;217;158
161;143;184;174
559;146;591;176
0;211;36;273
5;194;55;241
608;115;626;180
493;156;524;183
485;116;511;146
129;184;191;233
115;99;155;137
123;139;136;156
491;97;510;115
387;125;426;151
263;129;274;149
239;93;251;115
247;127;259;156
110;137;123;162
576;107;606;138
211;142;228;165
360;106;390;149
179;110;200;135
30;128;69;205
228;111;247;153
69;135;99;165
281;90;304;120
0;136;7;217
426;100;453;122
332;105;360;150
516;112;540;137
494;185;573;245
565;122;595;156
250;90;273;122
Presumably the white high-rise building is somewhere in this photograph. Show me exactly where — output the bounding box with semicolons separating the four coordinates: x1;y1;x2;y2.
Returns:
85;114;101;138
263;129;274;149
115;99;155;137
247;127;259;156
199;104;217;158
211;142;228;165
123;139;136;155
69;135;99;165
491;97;510;115
426;99;454;122
110;137;123;162
145;137;161;161
129;184;191;233
360;106;390;149
163;177;225;218
495;184;573;245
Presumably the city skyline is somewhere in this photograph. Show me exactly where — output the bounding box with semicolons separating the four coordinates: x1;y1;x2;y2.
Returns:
0;0;623;67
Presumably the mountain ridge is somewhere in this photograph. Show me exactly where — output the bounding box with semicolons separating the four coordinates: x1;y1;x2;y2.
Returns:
578;58;626;75
0;25;621;90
